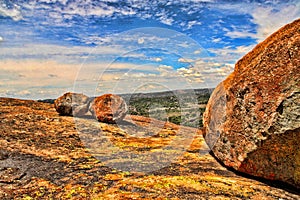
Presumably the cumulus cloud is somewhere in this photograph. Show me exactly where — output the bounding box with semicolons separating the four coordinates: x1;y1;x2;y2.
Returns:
178;67;201;77
176;56;235;87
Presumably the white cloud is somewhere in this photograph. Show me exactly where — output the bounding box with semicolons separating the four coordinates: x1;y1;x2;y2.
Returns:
221;2;300;42
151;57;162;62
177;67;204;84
176;56;235;86
193;49;202;54
212;38;222;43
188;0;215;2
225;31;256;39
186;20;202;29
251;4;300;41
81;31;170;50
0;2;23;21
177;67;202;77
0;56;231;99
0;36;3;42
0;43;126;63
41;0;135;18
81;36;113;45
178;58;194;63
4;1;283;98
158;65;173;70
82;60;214;95
201;63;234;76
157;65;173;76
208;45;254;63
159;16;174;26
39;0;66;4
137;37;145;44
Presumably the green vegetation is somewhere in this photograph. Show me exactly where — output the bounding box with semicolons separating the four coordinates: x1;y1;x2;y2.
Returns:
126;89;211;128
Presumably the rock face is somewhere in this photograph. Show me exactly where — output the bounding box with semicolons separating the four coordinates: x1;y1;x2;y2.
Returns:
203;18;300;188
2;97;299;199
54;92;90;117
90;94;127;123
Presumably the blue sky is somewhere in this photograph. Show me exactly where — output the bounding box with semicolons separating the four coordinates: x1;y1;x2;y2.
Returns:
0;0;299;99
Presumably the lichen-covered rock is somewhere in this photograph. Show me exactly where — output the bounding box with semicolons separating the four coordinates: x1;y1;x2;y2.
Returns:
90;94;127;123
54;92;89;117
203;18;300;188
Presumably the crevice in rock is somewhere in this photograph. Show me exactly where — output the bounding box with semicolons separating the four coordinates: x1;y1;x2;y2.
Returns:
276;101;284;115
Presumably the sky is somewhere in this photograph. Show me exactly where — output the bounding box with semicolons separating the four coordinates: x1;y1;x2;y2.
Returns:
0;0;299;99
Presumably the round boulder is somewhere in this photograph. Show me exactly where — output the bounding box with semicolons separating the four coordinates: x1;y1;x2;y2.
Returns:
90;94;127;123
203;19;300;188
54;92;90;117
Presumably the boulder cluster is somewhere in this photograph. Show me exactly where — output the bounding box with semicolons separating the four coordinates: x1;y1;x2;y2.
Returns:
54;93;127;123
203;18;300;188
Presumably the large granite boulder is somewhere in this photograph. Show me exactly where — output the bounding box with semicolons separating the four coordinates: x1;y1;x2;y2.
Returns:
54;92;90;117
90;94;127;123
203;18;300;188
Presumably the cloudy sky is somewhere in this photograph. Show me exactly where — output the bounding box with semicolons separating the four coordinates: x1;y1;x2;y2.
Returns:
0;0;299;99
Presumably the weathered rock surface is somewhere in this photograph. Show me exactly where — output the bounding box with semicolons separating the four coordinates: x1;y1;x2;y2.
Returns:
0;97;299;199
203;18;300;188
90;94;128;123
54;92;90;117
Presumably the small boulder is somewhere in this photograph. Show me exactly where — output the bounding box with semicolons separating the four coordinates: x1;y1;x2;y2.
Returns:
203;18;300;188
90;94;127;123
54;92;89;117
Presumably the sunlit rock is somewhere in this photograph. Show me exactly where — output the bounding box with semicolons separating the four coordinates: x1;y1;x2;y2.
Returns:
203;18;300;188
90;94;128;123
54;92;90;117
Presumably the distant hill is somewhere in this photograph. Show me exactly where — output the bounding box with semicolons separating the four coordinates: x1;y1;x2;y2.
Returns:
120;88;213;100
38;88;213;104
